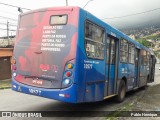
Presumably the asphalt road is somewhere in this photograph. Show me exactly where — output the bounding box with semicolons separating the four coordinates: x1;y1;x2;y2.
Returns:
0;64;160;120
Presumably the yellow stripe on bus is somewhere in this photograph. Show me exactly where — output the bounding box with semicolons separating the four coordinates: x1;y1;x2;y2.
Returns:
104;94;117;99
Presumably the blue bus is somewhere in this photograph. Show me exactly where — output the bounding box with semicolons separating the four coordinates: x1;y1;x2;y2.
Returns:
12;7;156;103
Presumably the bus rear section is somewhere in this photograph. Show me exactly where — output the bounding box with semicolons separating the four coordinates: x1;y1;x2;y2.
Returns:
12;7;79;103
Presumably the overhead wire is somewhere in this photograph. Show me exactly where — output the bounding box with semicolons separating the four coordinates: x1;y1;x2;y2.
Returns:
0;28;16;31
0;2;30;25
0;2;31;10
101;7;160;20
0;16;17;21
0;22;17;27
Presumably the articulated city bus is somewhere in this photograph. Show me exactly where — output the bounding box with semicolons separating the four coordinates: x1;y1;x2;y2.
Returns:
12;7;156;103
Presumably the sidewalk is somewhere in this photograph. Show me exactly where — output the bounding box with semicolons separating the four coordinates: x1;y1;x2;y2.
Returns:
115;84;160;120
132;84;160;111
0;79;11;89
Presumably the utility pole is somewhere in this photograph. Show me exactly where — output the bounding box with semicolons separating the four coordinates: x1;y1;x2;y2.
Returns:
66;0;68;6
7;21;9;46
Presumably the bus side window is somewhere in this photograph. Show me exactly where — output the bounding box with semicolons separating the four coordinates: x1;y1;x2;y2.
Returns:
128;44;135;64
110;39;115;64
86;46;90;56
86;42;95;58
85;21;105;59
120;39;128;63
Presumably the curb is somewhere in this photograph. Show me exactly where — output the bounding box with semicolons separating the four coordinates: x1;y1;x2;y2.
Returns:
0;86;11;90
0;79;11;90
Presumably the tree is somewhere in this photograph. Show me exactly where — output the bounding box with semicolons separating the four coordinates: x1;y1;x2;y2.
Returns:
136;39;151;48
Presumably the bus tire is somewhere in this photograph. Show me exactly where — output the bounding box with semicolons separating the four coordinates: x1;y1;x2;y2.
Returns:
115;80;126;102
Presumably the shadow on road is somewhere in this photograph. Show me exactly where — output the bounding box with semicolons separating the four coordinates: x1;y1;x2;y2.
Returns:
32;87;146;112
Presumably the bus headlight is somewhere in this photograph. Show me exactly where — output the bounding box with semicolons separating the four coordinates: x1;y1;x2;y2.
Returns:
63;79;72;85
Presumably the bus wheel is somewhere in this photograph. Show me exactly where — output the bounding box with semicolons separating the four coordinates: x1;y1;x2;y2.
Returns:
115;80;126;102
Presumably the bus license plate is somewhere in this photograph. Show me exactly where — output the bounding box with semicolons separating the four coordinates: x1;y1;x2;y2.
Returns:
32;80;43;85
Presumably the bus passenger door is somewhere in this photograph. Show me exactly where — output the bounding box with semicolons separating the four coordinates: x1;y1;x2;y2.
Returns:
134;48;140;88
149;55;156;82
104;35;118;97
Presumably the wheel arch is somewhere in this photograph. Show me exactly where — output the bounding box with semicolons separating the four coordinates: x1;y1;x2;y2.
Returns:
116;76;127;94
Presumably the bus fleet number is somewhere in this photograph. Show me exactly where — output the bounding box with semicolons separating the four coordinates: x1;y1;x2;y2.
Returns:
84;64;93;69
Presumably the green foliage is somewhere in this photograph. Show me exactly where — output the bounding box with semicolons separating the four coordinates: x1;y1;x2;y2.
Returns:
136;38;151;48
145;34;160;40
136;33;160;48
154;51;160;56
